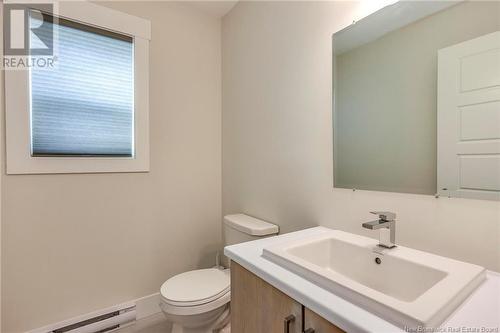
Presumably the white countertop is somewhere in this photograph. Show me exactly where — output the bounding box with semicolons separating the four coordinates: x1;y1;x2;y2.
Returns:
224;227;500;333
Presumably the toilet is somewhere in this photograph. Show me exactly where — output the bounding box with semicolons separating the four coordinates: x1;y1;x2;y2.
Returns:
159;214;279;333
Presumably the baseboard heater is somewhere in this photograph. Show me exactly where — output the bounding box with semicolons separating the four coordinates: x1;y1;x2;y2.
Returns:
49;306;136;333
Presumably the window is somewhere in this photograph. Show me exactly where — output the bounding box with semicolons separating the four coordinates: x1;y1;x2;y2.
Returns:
5;2;151;174
30;14;134;157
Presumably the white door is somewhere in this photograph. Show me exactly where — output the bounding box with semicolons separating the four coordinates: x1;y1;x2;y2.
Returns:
438;31;500;200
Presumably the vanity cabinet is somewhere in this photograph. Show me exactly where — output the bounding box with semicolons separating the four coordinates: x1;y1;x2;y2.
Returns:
231;261;302;332
304;308;344;333
231;262;344;333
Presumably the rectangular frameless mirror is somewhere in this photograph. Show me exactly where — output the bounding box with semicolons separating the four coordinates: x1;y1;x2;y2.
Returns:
333;1;500;200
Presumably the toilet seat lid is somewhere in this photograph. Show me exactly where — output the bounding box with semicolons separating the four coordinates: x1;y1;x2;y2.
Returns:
160;268;230;306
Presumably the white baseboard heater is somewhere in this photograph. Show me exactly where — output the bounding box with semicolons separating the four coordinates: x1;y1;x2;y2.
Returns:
35;306;136;333
27;294;161;333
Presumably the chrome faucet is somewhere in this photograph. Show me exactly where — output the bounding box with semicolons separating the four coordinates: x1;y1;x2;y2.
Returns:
362;211;396;248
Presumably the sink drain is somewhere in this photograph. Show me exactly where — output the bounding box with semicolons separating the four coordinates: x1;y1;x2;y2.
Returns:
374;257;382;264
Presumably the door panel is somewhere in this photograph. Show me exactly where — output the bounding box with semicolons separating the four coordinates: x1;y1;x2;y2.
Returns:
460;101;500;140
460;48;500;91
460;155;500;191
438;31;500;200
304;308;345;333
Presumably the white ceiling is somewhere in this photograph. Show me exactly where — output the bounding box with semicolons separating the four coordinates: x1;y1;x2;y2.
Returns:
333;1;461;55
182;1;239;18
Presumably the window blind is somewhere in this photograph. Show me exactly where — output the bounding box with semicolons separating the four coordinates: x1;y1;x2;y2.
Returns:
30;13;134;156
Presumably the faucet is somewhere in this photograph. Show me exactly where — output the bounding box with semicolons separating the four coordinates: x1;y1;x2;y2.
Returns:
362;211;396;248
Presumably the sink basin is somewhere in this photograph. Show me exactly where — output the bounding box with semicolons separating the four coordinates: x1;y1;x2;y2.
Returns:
262;229;486;329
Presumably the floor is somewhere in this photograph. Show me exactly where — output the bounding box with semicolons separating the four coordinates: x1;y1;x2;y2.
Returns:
114;314;171;333
114;312;231;333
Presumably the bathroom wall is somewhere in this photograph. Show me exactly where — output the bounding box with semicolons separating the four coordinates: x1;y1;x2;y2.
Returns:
335;1;500;195
222;0;500;273
1;2;222;332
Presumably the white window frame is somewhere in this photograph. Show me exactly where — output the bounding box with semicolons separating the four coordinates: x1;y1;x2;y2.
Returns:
5;0;151;174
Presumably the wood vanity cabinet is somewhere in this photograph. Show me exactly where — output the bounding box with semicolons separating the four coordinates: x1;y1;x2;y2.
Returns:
303;308;344;333
231;262;344;333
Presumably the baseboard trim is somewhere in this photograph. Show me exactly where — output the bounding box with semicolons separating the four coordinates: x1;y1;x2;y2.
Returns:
26;293;161;333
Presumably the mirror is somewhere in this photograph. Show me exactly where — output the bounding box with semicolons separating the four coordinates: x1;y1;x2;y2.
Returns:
333;1;500;200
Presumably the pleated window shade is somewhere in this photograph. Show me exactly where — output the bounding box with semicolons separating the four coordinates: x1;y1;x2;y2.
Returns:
29;12;134;157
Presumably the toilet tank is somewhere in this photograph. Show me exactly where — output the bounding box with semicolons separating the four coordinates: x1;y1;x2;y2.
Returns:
223;214;279;246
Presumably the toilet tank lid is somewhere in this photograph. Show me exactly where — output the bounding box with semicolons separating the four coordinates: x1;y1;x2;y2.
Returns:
224;214;279;236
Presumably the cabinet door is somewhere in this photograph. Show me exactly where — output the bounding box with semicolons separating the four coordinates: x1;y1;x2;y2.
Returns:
231;261;302;333
304;308;345;333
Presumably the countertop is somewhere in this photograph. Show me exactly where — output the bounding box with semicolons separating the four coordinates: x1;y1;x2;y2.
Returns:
224;227;500;333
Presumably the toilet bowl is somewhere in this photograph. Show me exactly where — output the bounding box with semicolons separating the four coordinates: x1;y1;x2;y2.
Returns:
160;214;279;332
160;268;230;333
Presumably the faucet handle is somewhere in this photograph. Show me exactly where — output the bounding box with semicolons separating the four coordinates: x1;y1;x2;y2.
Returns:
370;211;396;222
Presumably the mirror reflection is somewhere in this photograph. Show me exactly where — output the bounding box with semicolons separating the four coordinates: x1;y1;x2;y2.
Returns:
333;1;499;200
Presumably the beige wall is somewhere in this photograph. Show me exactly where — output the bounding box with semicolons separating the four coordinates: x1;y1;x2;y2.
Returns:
1;2;222;332
222;0;499;276
335;1;500;195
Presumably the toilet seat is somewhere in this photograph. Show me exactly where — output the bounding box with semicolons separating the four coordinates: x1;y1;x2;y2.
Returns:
160;268;231;316
160;290;230;316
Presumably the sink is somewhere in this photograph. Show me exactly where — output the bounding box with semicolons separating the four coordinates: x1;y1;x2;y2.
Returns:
262;229;486;329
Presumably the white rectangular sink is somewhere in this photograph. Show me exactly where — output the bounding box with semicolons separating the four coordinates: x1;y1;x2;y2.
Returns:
262;229;486;329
